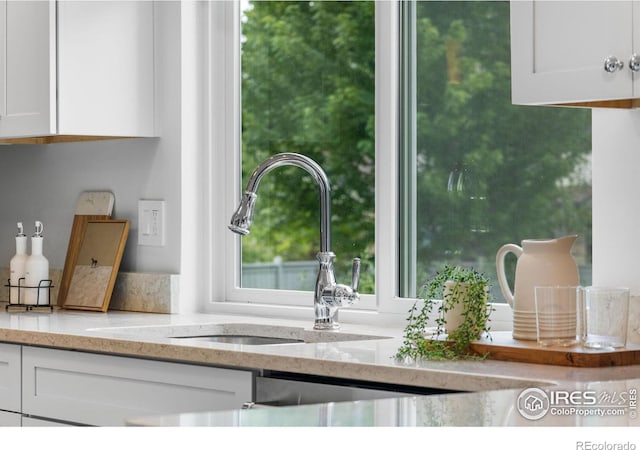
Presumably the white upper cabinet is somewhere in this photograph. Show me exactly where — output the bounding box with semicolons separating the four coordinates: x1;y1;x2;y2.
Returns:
0;1;155;143
511;0;640;107
0;1;55;138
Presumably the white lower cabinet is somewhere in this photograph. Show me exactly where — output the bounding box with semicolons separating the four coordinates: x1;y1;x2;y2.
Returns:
0;343;20;415
22;417;72;427
22;346;254;426
0;410;21;426
0;344;254;426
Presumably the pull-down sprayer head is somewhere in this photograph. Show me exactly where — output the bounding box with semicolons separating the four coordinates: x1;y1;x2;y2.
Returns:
228;192;258;235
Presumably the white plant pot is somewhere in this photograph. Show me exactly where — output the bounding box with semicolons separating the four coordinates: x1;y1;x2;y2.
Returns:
442;280;488;335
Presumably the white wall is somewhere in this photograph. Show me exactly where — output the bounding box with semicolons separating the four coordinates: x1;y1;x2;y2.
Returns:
0;2;183;277
592;108;640;294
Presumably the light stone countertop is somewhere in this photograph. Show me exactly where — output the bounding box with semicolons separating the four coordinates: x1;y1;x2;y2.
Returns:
0;307;639;393
2;308;640;427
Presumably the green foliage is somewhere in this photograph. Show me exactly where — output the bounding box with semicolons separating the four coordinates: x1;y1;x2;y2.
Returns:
241;1;375;292
241;1;592;297
413;1;591;286
395;265;494;360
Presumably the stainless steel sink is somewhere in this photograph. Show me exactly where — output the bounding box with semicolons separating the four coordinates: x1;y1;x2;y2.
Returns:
89;322;392;345
172;335;305;345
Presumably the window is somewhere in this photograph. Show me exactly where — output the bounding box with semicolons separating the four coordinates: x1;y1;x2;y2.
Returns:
214;1;591;323
239;1;376;294
399;1;592;300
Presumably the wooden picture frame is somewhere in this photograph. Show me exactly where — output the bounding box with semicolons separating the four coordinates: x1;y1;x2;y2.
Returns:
59;219;129;312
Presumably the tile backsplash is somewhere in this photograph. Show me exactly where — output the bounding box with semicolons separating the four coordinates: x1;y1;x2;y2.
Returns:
109;272;179;313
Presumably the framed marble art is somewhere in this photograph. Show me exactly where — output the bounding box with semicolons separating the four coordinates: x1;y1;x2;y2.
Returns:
60;219;129;312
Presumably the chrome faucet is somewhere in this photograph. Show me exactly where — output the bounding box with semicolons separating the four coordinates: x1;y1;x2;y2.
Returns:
229;152;360;330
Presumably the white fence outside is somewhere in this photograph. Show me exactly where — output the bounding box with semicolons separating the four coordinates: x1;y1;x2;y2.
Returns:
242;260;317;291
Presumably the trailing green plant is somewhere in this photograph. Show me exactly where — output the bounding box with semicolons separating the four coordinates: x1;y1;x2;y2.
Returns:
395;265;494;361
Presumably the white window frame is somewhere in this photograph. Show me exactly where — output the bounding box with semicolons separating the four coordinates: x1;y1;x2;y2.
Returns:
204;0;512;330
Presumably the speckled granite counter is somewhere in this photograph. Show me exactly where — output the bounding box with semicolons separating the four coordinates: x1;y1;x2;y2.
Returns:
3;307;640;428
0;308;639;393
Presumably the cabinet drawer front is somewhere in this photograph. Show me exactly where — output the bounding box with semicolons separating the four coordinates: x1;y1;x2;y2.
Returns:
0;343;21;413
23;346;253;426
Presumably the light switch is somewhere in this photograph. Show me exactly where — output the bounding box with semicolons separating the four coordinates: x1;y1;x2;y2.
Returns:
138;200;166;246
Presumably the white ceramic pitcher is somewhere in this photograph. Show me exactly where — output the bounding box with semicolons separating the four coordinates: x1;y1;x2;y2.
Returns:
496;235;580;340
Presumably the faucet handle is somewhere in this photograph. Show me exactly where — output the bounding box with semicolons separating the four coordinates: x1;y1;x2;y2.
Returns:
321;257;361;309
351;257;361;293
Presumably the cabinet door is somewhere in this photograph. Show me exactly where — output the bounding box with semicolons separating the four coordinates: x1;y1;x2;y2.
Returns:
511;0;633;105
22;416;72;427
57;1;155;136
0;410;21;426
0;0;55;137
634;2;640;98
0;343;20;413
22;346;253;426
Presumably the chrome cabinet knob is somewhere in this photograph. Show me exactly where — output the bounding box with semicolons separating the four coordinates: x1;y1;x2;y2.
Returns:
630;54;640;72
604;55;624;73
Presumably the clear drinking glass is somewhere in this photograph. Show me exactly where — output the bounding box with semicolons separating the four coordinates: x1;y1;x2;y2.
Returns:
582;286;630;349
534;286;580;347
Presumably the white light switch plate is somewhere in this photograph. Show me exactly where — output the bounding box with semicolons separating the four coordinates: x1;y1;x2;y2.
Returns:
138;200;166;246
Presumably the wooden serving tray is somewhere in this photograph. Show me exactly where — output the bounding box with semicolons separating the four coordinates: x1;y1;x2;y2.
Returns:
470;331;640;367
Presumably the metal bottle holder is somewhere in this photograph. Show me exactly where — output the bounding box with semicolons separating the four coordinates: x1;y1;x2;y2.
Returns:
5;277;54;312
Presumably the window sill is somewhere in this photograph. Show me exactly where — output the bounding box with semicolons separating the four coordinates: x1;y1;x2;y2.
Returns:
206;298;514;332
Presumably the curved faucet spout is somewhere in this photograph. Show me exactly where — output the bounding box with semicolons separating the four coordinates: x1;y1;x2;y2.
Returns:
229;152;360;330
229;153;331;253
